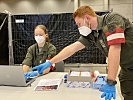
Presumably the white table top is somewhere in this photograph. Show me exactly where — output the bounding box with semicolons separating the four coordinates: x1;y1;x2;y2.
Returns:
0;72;121;100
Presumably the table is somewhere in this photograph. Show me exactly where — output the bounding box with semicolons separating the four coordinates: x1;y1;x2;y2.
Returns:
0;72;121;100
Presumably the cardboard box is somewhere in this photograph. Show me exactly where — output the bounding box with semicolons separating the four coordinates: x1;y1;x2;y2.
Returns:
67;68;92;82
66;68;92;88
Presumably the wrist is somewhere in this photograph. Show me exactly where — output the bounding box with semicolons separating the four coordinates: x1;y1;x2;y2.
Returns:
34;71;39;76
48;60;53;65
46;60;52;64
106;79;117;86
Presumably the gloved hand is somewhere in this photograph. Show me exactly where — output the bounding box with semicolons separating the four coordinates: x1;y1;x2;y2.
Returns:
24;71;38;78
99;83;116;100
32;60;52;75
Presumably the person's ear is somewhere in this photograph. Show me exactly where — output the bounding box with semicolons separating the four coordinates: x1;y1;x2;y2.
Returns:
84;14;91;23
84;14;90;20
45;34;48;37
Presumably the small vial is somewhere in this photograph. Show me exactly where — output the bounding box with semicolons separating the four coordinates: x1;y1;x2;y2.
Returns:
64;74;68;83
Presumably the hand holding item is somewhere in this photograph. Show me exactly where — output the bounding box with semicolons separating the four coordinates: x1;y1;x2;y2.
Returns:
32;60;52;75
24;71;38;78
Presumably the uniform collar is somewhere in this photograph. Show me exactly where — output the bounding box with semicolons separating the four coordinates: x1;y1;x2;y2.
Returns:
41;42;49;52
36;42;49;54
97;15;104;30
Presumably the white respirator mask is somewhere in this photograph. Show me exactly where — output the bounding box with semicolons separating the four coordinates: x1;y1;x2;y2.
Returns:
78;26;92;36
35;36;45;44
78;19;92;36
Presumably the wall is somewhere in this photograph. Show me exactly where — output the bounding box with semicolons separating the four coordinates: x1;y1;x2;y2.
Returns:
110;0;133;22
0;0;74;14
80;0;133;22
0;0;132;21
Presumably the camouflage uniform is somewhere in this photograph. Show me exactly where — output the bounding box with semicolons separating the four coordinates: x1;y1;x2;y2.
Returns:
78;12;133;100
22;42;56;70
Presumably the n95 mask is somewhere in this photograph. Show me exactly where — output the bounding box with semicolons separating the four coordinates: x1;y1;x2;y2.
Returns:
35;36;45;44
78;26;92;36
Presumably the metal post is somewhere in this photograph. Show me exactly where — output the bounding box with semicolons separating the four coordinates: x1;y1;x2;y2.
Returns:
7;11;14;65
74;0;80;11
103;0;109;10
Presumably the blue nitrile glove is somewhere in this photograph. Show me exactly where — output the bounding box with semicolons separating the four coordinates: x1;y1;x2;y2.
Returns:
32;60;52;75
99;83;116;100
24;71;38;78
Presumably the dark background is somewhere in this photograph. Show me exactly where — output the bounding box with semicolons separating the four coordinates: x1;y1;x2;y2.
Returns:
0;12;109;65
0;13;9;64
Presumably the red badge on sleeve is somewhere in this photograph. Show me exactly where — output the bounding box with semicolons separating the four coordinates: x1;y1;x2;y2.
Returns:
105;28;125;45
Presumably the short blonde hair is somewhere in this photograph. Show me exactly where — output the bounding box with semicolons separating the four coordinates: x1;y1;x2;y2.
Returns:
73;5;97;19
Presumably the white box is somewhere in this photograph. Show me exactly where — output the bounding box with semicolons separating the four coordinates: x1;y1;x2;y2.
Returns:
66;68;92;88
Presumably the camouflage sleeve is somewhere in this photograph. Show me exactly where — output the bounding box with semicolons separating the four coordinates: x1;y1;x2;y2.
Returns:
22;46;33;66
47;43;56;58
103;13;126;45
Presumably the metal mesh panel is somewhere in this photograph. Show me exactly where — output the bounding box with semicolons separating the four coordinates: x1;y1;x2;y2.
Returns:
12;13;106;64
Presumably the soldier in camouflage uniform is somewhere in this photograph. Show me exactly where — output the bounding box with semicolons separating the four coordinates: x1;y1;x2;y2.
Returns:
23;25;56;78
33;6;133;100
75;6;133;100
